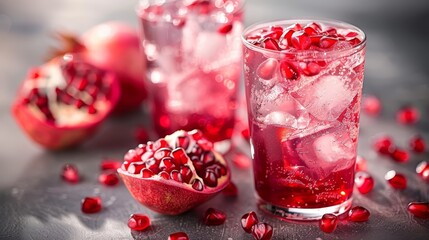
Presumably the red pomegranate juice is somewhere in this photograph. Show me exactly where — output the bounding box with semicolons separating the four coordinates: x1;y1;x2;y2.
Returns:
138;0;244;143
242;20;366;219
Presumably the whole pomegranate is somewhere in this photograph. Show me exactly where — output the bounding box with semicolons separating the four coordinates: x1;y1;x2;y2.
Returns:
12;54;120;150
118;129;231;215
54;22;147;114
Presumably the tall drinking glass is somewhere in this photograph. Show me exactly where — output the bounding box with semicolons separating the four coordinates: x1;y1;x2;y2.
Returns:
137;0;244;146
242;19;366;220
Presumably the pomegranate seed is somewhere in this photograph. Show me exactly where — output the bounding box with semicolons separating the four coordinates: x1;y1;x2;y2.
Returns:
218;23;233;34
128;213;150;231
348;37;362;46
28;68;41;79
385;170;407;189
99;172;119;186
241;128;250;140
81;196;102;214
232;153;251;169
75;99;85;109
154;148;172;161
223;182;238;197
291;31;311;50
373;136;394;155
241;211;259;233
355;155;367;172
282;29;295;46
170;170;182;182
257;58;278;80
141;168;155;178
346;31;359;38
304;26;318;36
176;135;190;149
416;161;429;182
301;61;321;76
141;151;154;162
189;129;203;140
348;206;370;222
355;171;374;194
410;135;426;153
319;36;337;48
135;127;149;143
203;170;218;187
197;139;213;151
279;61;299;81
158;171;170;180
87;105;97;114
324;28;337;35
168;232;189;240
362;95;381;115
128;162;146;174
171;147;189;166
61;164;79;183
306;22;322;32
153;138;169;150
101;160;122;170
180;165;193;183
145;158;160;174
203;208;226;226
407;202;429;219
77;78;88;90
397;106;420;125
124;149;142;163
262;37;281;50
319;214;337;233
159;157;176;172
390;148;409;163
251;222;273;240
191;179;204;191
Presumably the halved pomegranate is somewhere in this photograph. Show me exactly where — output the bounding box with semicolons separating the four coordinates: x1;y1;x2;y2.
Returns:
118;129;231;215
12;54;120;150
52;22;147;114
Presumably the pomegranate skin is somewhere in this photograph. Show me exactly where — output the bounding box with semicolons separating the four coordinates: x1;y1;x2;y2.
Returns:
11;58;121;150
118;151;230;215
81;22;147;114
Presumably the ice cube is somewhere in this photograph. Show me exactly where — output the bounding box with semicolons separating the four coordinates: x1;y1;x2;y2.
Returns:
291;75;361;121
193;31;227;65
264;111;296;127
281;123;354;179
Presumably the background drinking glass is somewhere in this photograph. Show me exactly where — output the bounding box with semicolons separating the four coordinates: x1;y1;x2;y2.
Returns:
138;0;245;144
242;19;366;220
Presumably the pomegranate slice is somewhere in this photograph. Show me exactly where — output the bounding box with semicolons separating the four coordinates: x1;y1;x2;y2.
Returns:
319;214;337;233
128;213;151;231
118;130;231;215
12;54;120;150
203;208;226;226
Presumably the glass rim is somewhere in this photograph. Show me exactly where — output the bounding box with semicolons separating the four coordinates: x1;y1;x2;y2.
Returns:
241;19;367;60
136;0;246;18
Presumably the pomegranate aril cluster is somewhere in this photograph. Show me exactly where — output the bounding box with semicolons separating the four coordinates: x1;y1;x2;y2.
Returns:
121;129;227;189
246;22;362;52
22;55;111;123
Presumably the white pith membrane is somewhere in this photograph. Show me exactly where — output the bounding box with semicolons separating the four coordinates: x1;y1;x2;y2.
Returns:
23;55;109;126
123;130;229;191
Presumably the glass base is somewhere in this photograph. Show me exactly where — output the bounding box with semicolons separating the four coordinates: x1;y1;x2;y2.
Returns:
258;198;353;221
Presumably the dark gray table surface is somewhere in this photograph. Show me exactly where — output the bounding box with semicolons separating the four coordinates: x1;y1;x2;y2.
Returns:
1;0;429;239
